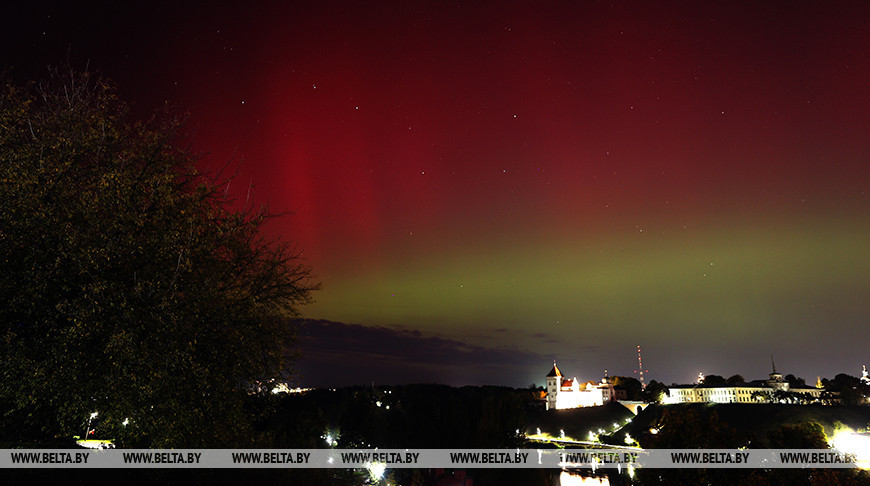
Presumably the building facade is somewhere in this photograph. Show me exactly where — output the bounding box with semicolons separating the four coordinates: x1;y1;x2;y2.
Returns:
545;363;617;410
663;366;827;404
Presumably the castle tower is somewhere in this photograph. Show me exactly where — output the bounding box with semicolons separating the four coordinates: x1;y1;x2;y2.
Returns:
546;362;562;410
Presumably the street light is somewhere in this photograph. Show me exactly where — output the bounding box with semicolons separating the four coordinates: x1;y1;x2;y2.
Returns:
85;412;98;438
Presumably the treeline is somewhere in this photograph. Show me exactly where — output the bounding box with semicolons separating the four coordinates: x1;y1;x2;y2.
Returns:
243;385;556;486
823;374;870;405
251;384;534;449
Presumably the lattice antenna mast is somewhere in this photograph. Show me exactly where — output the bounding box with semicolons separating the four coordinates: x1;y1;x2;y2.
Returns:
635;345;648;388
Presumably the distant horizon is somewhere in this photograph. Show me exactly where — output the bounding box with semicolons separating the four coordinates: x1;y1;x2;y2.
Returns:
291;318;867;389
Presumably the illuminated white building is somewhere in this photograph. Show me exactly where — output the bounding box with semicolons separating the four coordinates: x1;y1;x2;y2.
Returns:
663;365;826;404
545;363;616;410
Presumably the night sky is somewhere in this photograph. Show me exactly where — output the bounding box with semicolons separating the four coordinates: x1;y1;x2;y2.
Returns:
5;1;869;388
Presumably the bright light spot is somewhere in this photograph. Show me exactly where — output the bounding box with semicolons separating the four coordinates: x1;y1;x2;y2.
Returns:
270;382;296;394
624;433;633;445
122;418;129;426
650;428;659;435
366;461;386;480
322;432;337;446
830;428;870;468
560;429;566;439
75;439;115;449
537;428;542;436
559;470;611;485
328;457;334;464
90;412;98;419
376;401;382;407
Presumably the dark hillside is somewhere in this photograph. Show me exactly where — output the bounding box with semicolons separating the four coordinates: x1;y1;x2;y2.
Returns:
615;403;870;448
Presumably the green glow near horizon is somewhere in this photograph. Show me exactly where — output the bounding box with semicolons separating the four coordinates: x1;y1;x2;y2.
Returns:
308;213;869;348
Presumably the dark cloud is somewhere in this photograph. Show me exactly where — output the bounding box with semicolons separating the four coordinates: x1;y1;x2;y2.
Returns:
289;319;552;388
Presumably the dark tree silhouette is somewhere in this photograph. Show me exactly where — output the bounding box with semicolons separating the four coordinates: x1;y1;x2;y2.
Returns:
726;374;745;385
702;374;727;386
642;380;669;403
0;68;319;447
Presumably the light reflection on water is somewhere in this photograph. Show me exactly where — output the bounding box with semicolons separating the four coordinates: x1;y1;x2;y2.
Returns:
560;470;611;485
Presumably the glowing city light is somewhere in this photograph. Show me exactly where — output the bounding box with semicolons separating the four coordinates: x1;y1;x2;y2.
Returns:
322;432;338;447
366;461;386;480
559;470;612;485
830;428;870;468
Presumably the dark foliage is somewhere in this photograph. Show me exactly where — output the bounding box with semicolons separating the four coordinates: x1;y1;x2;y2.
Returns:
0;68;318;447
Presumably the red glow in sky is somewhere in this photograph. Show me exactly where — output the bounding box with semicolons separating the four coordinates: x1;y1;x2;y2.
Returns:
6;1;870;386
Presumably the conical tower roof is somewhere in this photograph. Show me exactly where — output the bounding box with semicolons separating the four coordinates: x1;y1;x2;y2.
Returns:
546;362;562;378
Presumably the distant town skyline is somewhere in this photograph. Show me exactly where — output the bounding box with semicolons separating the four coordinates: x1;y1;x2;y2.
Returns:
5;2;869;387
